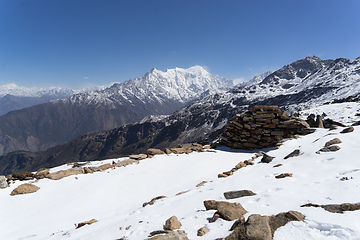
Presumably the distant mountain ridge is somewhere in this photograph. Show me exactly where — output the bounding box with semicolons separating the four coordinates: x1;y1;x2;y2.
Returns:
1;56;359;175
0;66;232;155
0;84;76;116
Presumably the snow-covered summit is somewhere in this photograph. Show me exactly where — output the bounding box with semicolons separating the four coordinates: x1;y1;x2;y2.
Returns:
61;66;233;107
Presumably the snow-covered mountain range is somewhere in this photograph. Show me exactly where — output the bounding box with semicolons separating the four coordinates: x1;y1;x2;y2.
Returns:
0;66;233;155
0;84;76;116
1;56;359;176
60;65;232;107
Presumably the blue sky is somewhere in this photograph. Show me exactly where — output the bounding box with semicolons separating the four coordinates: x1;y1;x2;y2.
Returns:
0;0;360;89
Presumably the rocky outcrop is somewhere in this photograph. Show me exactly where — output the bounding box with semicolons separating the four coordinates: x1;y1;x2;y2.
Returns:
220;106;313;149
46;168;85;180
301;202;360;213
340;126;354;133
325;138;342;147
10;183;40;196
163;216;182;231
225;211;305;240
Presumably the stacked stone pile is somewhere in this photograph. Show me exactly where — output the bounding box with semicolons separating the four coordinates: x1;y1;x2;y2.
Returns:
220;105;312;149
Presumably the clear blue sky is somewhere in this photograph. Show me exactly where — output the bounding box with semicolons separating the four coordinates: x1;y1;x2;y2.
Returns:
1;0;360;89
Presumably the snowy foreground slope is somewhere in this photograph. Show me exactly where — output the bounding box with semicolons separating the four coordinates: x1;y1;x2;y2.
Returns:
1;103;360;240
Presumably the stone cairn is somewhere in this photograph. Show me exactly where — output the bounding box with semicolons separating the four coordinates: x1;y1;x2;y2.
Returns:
220;105;312;149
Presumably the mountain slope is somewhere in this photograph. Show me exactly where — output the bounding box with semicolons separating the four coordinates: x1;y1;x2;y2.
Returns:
1;119;359;239
1;56;359;175
0;66;232;155
0;84;76;116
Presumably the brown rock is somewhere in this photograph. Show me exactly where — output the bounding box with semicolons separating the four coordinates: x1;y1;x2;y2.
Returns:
129;154;147;160
340;126;354;134
98;163;113;171
169;148;191;154
197;226;210;236
204;200;218;210
209;212;221;223
235;161;247;169
224;190;256;199
11;172;35;181
218;173;228;178
148;148;165;155
147;230;189;240
216;202;247;221
275;173;293;179
47;168;85;180
284;149;300;159
316;115;324;128
143;196;166;207
11;183;40;196
164;148;172;154
325;138;342;147
115;159;138;167
319;145;341;152
196;181;207;187
83;167;93;174
261;153;275;163
35;169;50;179
163;216;181;231
75;219;98;229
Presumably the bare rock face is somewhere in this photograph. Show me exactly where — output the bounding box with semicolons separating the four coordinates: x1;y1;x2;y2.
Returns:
10;172;35;181
129;154;147;160
163;216;182;231
226;211;305;240
35;169;50;179
97;163;113;171
220;106;313;150
46;167;85;180
10;183;40;196
0;175;8;189
224;190;256;199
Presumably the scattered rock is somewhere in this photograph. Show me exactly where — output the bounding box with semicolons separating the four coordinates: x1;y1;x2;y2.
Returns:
223;190;256;199
319;145;341;152
196;181;207;187
129;154;147;160
46;168;85;180
225;211;305;240
0;175;8;189
205;201;247;221
209;212;221;223
147;148;165;155
235;161;247;169
10;183;40;196
163;216;181;231
115;159;138;167
284;149;300;159
273;164;283;168
175;190;190;196
229;216;246;231
143;196;166;207
316;115;324;128
261;153;275;163
244;159;254;165
97;163;113;171
275;173;293;179
324;138;342;147
218;173;229;178
340;126;354;134
83;167;93;174
11;172;35;181
149;230;171;237
147;230;189;240
301;202;360;213
75;219;98;229
35;169;50;179
197;226;210;236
